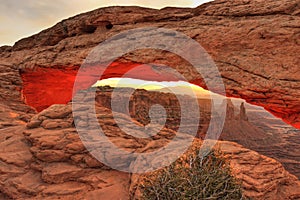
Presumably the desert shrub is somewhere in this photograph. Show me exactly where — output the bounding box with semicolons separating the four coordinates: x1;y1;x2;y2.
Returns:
140;149;248;200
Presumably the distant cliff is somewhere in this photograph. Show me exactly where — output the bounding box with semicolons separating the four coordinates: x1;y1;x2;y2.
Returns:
0;0;300;199
93;86;300;179
0;0;299;128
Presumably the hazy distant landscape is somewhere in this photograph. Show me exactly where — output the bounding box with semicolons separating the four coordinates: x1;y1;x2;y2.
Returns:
1;0;300;199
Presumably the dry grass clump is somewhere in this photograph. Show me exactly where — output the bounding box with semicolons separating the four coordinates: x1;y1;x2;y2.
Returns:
140;149;248;200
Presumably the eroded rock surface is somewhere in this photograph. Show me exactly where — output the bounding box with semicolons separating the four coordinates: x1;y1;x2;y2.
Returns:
0;0;300;199
86;87;300;179
0;96;299;199
131;140;300;200
0;0;299;128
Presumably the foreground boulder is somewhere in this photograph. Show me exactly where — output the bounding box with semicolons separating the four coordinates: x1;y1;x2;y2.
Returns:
0;0;299;128
0;0;299;199
0;103;299;199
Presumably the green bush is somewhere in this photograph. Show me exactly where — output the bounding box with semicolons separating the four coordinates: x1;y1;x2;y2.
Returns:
140;149;248;200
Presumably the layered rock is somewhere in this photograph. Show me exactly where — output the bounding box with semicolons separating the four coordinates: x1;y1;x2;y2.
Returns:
239;102;248;121
132;140;300;200
218;141;300;200
87;86;300;179
93;86;212;136
220;98;300;179
1;100;299;199
20;63;181;112
0;0;300;199
0;0;299;128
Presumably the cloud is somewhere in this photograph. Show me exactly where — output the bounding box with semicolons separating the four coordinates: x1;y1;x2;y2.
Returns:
0;0;212;46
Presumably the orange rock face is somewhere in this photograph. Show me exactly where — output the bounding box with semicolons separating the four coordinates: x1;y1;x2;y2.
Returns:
0;0;300;199
20;62;181;111
21;67;78;111
21;61;300;129
8;102;299;199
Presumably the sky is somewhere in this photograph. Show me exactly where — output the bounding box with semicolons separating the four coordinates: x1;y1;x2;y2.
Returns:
92;77;223;99
0;0;212;46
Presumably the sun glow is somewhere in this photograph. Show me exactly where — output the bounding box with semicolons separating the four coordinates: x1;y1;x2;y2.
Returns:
92;78;217;99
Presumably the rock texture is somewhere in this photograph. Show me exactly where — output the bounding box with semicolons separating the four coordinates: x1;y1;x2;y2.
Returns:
20;63;181;112
93;86;212;136
132;140;300;200
0;0;300;199
216;141;300;200
88;86;300;179
1;100;299;199
0;0;299;128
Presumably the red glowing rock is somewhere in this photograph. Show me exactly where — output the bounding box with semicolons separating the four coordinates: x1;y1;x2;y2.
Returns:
20;62;181;112
21;67;78;112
